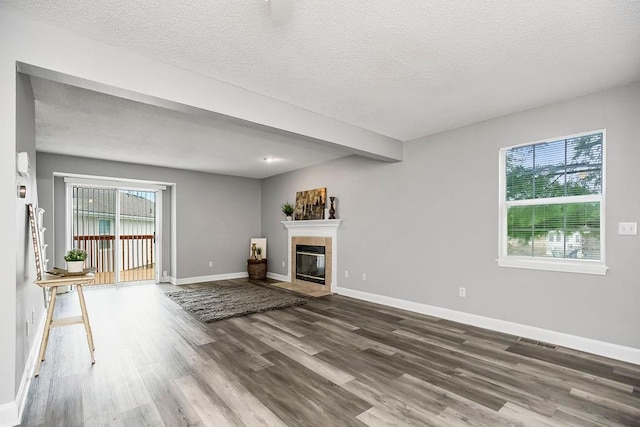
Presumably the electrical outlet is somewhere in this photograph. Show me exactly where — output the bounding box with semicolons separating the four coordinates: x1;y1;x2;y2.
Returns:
362;273;367;281
459;287;466;298
345;270;349;278
26;320;30;337
32;309;35;324
208;261;213;268
282;261;286;268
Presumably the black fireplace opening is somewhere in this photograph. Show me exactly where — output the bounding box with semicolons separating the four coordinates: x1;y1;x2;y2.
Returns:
296;244;326;285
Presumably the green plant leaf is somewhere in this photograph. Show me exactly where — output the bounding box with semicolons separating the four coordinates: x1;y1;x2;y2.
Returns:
281;202;295;215
64;248;87;261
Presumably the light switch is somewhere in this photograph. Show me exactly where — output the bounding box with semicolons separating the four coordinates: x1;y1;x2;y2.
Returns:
618;222;638;235
17;152;30;177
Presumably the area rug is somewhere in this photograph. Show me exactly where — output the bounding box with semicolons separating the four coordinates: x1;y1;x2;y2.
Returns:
164;283;307;323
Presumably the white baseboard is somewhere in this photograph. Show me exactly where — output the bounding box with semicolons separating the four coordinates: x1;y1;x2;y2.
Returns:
335;286;640;365
174;272;248;286
0;310;46;427
266;272;289;282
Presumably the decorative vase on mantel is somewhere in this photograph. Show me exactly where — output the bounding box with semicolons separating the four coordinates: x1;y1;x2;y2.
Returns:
329;197;336;219
286;215;293;221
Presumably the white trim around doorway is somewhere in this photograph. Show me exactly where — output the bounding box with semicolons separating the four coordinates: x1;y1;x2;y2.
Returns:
61;173;172;285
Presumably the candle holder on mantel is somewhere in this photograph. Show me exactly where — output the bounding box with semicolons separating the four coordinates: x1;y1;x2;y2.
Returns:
329;197;336;219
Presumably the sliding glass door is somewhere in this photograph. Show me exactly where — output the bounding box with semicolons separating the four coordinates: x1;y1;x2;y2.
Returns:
118;190;157;283
69;183;160;285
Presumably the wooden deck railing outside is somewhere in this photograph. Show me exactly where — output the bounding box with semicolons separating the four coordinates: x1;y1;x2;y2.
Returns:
73;234;155;284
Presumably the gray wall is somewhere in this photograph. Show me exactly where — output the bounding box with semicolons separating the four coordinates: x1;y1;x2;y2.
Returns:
261;81;640;349
37;153;261;280
15;74;46;393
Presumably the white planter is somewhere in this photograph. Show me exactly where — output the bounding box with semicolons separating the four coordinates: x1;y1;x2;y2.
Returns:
286;216;293;221
66;260;84;273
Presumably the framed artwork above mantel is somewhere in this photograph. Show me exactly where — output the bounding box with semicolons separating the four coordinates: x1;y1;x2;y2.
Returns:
294;187;326;220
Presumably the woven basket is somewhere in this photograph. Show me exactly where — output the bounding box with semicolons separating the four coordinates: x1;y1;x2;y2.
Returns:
247;259;267;280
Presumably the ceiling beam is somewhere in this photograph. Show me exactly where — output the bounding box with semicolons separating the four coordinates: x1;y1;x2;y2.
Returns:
5;9;402;162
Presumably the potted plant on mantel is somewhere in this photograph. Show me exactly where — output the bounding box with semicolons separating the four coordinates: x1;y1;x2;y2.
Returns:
281;202;295;221
64;248;87;273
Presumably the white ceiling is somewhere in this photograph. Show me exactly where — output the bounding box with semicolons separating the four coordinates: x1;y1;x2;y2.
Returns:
30;77;354;179
3;1;640;177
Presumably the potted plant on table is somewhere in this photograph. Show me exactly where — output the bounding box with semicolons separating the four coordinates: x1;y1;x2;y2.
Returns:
281;202;295;221
64;248;87;273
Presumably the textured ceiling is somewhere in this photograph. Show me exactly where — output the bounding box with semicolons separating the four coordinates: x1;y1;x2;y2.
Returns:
3;1;640;176
30;77;352;179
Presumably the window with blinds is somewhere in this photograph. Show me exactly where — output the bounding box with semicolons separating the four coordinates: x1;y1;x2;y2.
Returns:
498;130;607;275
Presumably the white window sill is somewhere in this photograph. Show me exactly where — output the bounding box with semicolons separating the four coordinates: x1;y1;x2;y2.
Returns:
497;257;608;275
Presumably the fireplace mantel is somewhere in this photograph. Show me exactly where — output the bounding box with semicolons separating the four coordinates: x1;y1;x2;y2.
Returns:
281;219;342;232
281;219;342;291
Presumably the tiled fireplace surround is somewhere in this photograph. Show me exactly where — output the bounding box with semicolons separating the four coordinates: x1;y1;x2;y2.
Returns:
281;219;342;293
292;236;332;286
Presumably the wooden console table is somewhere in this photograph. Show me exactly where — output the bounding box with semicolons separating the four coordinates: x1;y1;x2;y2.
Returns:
247;258;267;280
33;273;96;377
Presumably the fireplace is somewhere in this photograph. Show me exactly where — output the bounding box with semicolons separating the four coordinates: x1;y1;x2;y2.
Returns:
295;245;326;285
282;219;341;291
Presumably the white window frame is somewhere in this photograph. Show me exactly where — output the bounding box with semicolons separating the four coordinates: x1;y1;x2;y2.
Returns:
497;129;608;275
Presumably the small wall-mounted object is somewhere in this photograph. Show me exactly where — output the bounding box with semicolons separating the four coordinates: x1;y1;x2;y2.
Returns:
270;0;293;22
18;185;27;198
618;222;638;235
17;152;30;177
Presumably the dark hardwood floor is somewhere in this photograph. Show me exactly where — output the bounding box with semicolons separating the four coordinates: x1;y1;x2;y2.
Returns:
21;279;640;426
